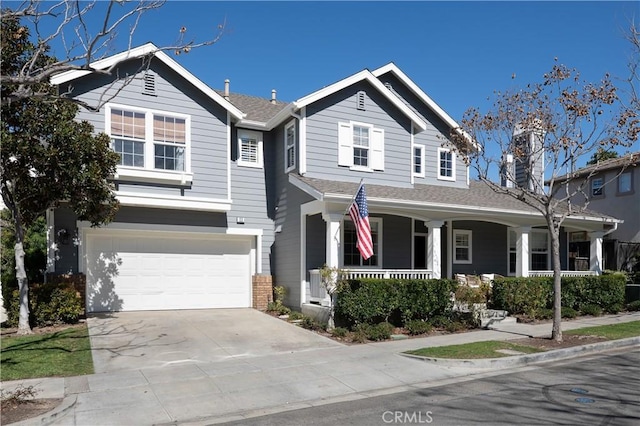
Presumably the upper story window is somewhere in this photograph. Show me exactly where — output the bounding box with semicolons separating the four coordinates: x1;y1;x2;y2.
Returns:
106;104;192;183
343;217;381;267
437;147;455;181
284;120;296;172
453;229;472;264
238;129;264;168
618;170;633;194
591;177;604;197
413;144;425;177
338;121;384;172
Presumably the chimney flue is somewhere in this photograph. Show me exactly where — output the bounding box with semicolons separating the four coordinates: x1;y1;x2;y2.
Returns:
271;89;276;104
224;79;230;100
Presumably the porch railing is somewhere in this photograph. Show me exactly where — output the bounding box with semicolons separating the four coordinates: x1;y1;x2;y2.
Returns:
528;270;597;277
308;269;433;304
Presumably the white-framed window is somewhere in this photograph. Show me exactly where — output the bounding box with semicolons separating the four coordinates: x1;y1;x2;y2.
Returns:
437;147;455;181
413;144;425;177
238;129;264;168
106;104;191;182
284;120;296;172
343;217;382;267
591;177;604;197
453;229;472;264
508;229;550;274
338;121;384;171
618;170;632;194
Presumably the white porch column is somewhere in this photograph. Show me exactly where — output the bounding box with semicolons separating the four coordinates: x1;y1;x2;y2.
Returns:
446;220;453;279
427;221;444;279
590;231;604;275
516;226;530;277
322;213;343;269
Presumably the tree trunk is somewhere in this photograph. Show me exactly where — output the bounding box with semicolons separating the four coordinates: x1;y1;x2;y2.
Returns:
548;219;562;342
12;208;32;335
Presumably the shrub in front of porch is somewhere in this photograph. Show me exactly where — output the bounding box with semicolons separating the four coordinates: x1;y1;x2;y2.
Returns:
491;274;626;319
334;278;458;328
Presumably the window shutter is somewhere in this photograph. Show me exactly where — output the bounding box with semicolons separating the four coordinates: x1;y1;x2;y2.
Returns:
371;128;384;170
338;122;353;167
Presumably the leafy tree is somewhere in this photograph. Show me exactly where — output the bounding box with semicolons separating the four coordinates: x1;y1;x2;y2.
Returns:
1;14;120;334
451;49;638;341
586;148;619;165
1;1;225;110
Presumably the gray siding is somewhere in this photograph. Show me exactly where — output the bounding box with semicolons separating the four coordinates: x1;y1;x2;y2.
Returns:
376;73;468;189
306;214;326;271
53;207;80;274
71;58;230;200
304;81;413;188
451;221;508;276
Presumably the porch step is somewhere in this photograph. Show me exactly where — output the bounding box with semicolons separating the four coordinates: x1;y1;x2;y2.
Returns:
479;309;516;328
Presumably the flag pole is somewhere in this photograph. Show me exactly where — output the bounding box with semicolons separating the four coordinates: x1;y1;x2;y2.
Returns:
334;178;365;241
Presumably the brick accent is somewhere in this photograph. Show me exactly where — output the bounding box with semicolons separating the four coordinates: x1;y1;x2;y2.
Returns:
252;274;273;311
46;273;86;314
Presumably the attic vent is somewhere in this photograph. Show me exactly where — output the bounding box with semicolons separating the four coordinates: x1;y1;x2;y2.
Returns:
142;72;156;96
356;90;366;110
384;82;392;90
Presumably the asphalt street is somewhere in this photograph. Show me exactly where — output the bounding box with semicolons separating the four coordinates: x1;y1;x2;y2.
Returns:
220;348;640;426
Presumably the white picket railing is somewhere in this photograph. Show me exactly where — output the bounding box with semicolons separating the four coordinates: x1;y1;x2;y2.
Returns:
528;270;597;277
307;269;433;304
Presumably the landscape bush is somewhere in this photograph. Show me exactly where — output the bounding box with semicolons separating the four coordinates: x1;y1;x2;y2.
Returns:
626;300;640;311
405;319;433;336
5;282;82;327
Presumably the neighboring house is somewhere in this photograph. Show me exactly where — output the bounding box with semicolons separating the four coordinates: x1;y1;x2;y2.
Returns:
551;152;640;272
48;43;621;313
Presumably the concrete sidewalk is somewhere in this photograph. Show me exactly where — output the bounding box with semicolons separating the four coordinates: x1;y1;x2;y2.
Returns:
2;312;639;426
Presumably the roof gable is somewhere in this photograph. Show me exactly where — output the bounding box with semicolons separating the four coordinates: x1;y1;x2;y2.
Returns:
50;43;244;120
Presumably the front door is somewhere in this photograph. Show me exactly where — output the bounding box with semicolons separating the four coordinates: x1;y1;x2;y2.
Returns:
414;234;428;269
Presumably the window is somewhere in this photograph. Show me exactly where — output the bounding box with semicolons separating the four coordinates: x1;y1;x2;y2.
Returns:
453;230;472;264
618;171;632;194
508;229;550;274
437;147;455;181
338;122;384;171
591;177;604;197
107;105;191;181
238;129;264;168
413;144;425;177
284;121;296;172
343;218;381;267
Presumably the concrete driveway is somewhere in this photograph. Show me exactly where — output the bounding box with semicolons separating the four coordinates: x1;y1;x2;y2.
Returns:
87;308;341;373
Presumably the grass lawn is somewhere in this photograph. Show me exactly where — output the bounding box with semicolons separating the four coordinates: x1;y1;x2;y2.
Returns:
406;341;544;359
566;320;640;340
1;324;94;381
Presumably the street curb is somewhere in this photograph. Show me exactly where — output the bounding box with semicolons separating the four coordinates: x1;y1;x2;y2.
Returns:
10;394;77;426
400;336;640;368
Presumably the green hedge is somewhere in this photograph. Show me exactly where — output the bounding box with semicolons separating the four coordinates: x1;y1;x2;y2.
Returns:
5;281;83;327
335;278;457;327
491;274;626;317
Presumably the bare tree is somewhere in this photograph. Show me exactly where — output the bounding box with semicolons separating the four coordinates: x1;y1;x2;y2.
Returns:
1;0;226;110
451;41;638;341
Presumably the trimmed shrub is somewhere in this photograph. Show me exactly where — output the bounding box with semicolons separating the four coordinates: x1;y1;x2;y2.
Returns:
366;322;394;341
580;304;602;317
330;327;348;338
405;320;433;336
5;282;82;327
627;300;640;311
561;307;579;319
428;315;451;328
398;279;458;322
445;321;466;333
491;276;553;316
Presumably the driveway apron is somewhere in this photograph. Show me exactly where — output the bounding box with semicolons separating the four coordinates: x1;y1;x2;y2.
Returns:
87;308;341;373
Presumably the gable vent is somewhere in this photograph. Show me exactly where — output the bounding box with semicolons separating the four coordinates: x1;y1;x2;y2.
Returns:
356;90;366;110
142;72;156;96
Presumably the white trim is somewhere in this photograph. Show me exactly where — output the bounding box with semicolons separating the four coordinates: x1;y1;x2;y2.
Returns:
293;69;427;131
237;129;264;168
114;167;193;185
437;147;456;181
227;112;232;200
116;191;232;212
446;220;453;278
342;217;383;268
284;119;296;173
371;63;478;150
299;107;307;175
51;43;244;120
410;124;415;184
300;200;325;307
413;144;425;178
452;229;472;264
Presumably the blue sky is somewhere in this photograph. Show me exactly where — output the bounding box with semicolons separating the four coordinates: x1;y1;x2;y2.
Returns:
16;1;640;159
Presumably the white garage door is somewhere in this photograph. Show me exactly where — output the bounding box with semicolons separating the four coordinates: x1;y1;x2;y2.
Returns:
85;231;251;312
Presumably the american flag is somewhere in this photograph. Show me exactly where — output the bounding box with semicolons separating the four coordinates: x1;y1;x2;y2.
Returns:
349;184;373;260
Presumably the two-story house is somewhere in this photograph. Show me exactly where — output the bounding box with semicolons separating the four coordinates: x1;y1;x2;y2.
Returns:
48;43;620;313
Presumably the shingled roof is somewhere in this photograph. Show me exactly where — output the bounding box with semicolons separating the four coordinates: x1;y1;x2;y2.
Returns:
551;151;639;183
214;90;288;123
293;175;615;221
